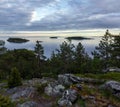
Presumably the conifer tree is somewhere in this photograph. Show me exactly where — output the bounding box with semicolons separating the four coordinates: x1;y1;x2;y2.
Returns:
74;42;90;73
93;30;113;68
111;35;120;67
55;41;75;73
8;67;22;88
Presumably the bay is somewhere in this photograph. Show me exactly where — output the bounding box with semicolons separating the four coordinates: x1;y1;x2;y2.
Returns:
0;36;101;58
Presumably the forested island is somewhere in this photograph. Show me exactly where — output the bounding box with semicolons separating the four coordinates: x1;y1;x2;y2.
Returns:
50;36;58;39
0;30;120;107
7;38;29;43
66;36;91;40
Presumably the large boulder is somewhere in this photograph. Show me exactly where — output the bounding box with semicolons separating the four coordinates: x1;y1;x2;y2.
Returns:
58;74;81;86
45;81;65;96
58;89;78;107
100;81;120;98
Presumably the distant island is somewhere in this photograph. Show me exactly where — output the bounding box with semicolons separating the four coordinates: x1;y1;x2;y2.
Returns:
66;36;92;40
50;36;58;39
7;38;29;43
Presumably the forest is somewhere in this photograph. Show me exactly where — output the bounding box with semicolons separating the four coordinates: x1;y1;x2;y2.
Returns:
0;30;120;81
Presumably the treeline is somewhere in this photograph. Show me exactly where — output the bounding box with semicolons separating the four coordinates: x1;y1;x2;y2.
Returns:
0;30;120;80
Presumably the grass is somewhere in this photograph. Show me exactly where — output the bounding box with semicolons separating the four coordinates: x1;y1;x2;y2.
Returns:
99;89;120;106
76;72;120;82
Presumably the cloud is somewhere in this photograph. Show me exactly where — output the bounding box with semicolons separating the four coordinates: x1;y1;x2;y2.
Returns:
0;0;120;31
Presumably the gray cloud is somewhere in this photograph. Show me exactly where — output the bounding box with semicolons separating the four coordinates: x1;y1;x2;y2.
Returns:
0;0;120;31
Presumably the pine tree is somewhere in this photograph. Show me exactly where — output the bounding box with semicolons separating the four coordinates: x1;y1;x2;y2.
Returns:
55;41;75;73
34;41;45;62
34;41;45;78
93;30;113;68
74;42;90;73
111;35;120;67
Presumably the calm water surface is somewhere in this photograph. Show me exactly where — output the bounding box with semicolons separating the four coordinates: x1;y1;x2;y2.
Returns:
0;36;101;58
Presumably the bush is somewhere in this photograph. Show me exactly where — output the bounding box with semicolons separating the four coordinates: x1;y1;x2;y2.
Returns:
0;94;14;107
8;67;22;88
36;83;47;94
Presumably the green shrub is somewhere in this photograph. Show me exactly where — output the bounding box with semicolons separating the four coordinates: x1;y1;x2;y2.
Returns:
8;67;22;88
36;83;47;94
0;94;14;107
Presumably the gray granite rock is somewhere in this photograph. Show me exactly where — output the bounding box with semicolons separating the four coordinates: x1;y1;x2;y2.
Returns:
100;81;120;98
7;86;35;101
58;74;104;86
58;89;78;107
45;81;65;96
17;101;38;107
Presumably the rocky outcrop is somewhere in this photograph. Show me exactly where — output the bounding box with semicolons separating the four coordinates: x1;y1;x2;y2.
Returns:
17;101;38;107
58;74;104;85
58;89;78;107
23;77;55;87
7;86;35;101
45;81;65;96
100;81;120;98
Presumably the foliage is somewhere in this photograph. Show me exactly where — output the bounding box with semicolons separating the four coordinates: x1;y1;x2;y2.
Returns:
0;49;41;79
36;83;47;94
111;35;120;67
8;67;22;88
74;42;90;73
34;40;46;61
46;41;91;76
92;30;120;69
76;72;120;82
92;30;113;68
34;41;46;78
0;94;14;107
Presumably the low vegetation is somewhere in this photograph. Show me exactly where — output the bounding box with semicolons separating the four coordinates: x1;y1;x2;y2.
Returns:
0;94;14;107
8;67;22;88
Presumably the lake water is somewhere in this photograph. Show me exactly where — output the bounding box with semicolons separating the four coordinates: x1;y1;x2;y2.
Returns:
0;36;101;58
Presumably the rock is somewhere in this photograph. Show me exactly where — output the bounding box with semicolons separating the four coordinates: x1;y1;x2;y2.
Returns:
23;77;55;87
58;74;72;86
58;74;81;86
58;89;78;107
103;67;120;73
100;81;120;98
45;81;65;96
75;84;82;90
0;40;5;46
58;74;104;86
7;86;35;101
17;101;38;107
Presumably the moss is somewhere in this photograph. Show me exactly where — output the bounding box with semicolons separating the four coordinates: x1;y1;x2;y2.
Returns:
0;94;15;107
77;99;86;107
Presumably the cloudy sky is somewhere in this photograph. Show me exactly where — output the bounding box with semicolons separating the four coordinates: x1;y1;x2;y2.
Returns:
0;0;120;31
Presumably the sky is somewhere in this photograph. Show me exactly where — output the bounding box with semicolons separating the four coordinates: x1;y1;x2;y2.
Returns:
0;0;120;32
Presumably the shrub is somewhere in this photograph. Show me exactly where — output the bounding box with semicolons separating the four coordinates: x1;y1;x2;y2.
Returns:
36;83;47;94
8;67;22;88
0;94;14;107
